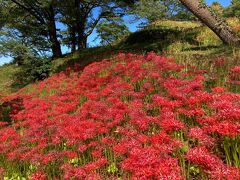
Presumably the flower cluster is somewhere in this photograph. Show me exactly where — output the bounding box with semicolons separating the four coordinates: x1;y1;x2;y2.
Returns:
0;52;239;179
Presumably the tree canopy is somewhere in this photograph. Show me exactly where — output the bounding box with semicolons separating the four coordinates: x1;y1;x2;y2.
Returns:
0;0;130;59
224;0;240;18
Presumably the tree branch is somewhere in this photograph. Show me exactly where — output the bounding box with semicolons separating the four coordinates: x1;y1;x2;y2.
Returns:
10;0;45;24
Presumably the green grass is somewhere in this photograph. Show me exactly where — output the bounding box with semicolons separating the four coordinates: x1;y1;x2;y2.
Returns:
148;20;201;30
0;64;20;95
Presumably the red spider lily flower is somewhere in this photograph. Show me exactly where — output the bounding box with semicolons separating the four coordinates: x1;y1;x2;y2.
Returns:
186;146;223;171
214;57;226;67
30;171;46;180
121;147;183;179
188;127;215;146
101;137;116;146
160;118;184;132
78;144;88;153
231;66;240;74
91;149;102;158
212;86;225;93
210;166;240;180
83;158;108;173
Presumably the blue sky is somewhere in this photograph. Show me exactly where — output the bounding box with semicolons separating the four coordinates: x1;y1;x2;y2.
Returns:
0;0;232;65
207;0;231;7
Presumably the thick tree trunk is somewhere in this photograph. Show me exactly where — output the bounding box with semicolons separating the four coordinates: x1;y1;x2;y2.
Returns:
77;22;85;49
78;33;87;49
179;0;240;46
76;19;88;49
48;5;62;58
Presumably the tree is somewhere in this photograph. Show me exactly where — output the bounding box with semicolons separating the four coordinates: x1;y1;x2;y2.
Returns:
96;19;130;45
58;0;129;51
129;0;193;23
178;0;240;46
0;28;35;64
224;0;240;18
8;0;62;58
1;0;131;58
0;1;49;62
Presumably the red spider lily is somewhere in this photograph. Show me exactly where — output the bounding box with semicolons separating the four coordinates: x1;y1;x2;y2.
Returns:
212;86;225;93
186;146;240;179
231;66;240;74
0;52;239;179
214;57;226;67
30;171;46;180
186;146;223;171
121;147;183;179
188;127;215;146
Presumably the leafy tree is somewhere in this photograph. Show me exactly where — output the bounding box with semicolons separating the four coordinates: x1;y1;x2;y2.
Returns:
1;0;130;57
0;0;61;59
129;0;194;24
96;19;130;45
224;0;240;18
57;0;129;51
0;30;31;65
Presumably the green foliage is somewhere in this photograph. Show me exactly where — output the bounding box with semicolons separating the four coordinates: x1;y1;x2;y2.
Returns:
121;20;200;50
167;41;191;54
57;0;130;50
224;0;240;18
0;64;20;95
195;27;222;46
129;0;194;23
210;2;224;15
0;28;37;65
148;20;201;30
96;19;130;45
0;0;50;56
14;56;51;87
130;0;169;22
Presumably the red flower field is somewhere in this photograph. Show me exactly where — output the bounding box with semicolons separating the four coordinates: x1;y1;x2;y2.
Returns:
0;52;239;179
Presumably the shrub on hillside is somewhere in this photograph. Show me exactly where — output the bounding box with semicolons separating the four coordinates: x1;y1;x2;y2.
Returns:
13;56;51;87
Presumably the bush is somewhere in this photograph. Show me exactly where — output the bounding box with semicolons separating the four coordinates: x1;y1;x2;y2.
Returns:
13;55;51;87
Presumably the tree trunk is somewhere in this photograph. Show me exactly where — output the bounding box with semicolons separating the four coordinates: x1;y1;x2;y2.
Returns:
48;5;62;58
74;0;82;50
76;18;88;49
179;0;240;46
77;21;85;50
78;33;87;49
70;26;76;52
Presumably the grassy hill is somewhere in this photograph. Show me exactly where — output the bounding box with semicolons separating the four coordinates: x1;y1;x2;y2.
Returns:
0;19;240;179
1;19;240;96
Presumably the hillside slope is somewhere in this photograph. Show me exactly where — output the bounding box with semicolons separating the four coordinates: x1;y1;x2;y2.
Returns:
1;19;240;96
0;51;240;179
